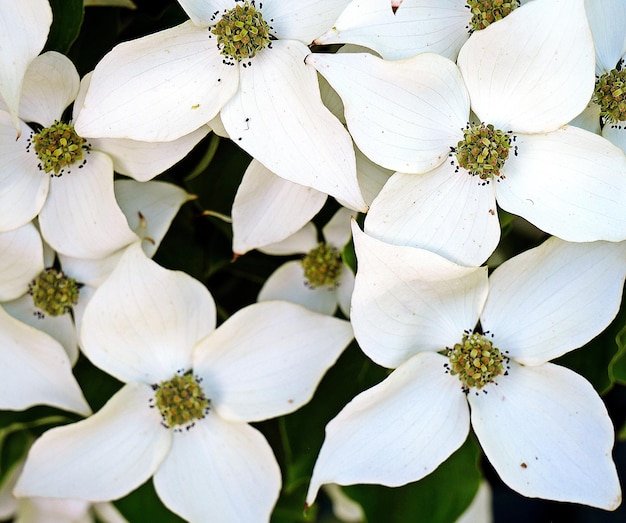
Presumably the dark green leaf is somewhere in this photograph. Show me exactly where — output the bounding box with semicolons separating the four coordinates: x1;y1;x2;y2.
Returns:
45;0;84;54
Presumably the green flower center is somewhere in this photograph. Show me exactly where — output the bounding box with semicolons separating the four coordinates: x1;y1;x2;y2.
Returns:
153;371;210;429
447;332;507;391
211;1;272;63
29;268;80;317
466;0;519;32
301;243;343;288
30;121;88;176
454;123;513;181
594;66;626;124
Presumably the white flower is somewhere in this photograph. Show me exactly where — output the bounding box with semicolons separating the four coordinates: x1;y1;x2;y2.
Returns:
0;0;52;132
0;51;207;258
72;0;367;211
307;0;626;266
15;244;353;522
258;207;355;317
306;224;625;510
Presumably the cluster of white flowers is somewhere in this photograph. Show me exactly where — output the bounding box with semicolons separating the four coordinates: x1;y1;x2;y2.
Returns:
1;0;625;521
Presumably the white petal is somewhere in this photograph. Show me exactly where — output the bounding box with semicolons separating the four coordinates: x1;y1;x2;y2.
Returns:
306;352;470;504
336;268;355;318
569;102;602;134
351;222;488;369
584;0;626;74
154;414;280;523
0;222;43;301
19;52;79;127
495;127;626;242
314;0;471;61
263;0;352;44
456;481;493;523
74;22;238;141
38;151;138;259
0;0;51;129
0;114;49;231
602;122;626;155
258;222;318;255
469;362;621;510
323;484;365;523
81;243;216;384
258;261;339;316
194;301;353;422
355;145;393;205
231;159;326;254
14;383;172;501
458;0;595;132
221;40;367;211
481;237;626;365
0;306;89;415
307;52;468;173
114;179;191;257
176;0;234;27
365;165;500;266
322;207;354;250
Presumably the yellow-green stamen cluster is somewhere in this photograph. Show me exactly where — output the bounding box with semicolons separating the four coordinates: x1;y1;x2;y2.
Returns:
594;67;626;124
31;121;88;176
466;0;519;32
211;1;271;62
29;268;80;317
301;243;343;288
153;372;209;429
447;332;506;391
455;123;512;180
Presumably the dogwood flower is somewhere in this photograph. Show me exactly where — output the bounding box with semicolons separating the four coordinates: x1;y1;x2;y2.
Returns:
0;51;207;258
15;244;353;522
308;0;626;266
306;225;625;510
258;207;355;317
72;0;367;211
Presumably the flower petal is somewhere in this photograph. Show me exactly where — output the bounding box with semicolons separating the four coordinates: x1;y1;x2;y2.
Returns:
74;22;238;141
336;268;355;318
194;301;353;422
458;0;595;132
306;52;468;173
154;414;280;522
0;222;43;301
257;261;339;316
495;127;626;242
602;123;626;155
232;159;326;255
351;222;488;369
258;222;318;255
0;306;89;414
19;52;79;127
176;0;234;26
221;40;367;211
584;0;626;74
469;362;621;510
38;151;138;259
81;243;216;384
14;383;171;501
0;114;49;231
306;352;470;504
355;145;393;206
322;207;354;250
0;0;51;129
365;165;501;266
314;0;471;61
481;237;626;365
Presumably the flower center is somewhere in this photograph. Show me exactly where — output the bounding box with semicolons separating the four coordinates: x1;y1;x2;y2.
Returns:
152;371;210;429
29;268;80;317
301;243;343;288
211;1;272;63
594;66;626;124
29;121;88;176
454;123;513;181
466;0;519;32
446;332;507;391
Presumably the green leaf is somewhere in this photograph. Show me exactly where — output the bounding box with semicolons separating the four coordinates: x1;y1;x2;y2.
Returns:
114;480;185;522
45;0;84;54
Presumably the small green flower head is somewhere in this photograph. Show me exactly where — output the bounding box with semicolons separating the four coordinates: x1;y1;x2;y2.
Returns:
29;268;80;317
466;0;519;32
153;371;210;429
447;331;507;391
301;243;343;289
594;66;626;124
30;121;88;176
212;1;272;63
454;123;513;181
